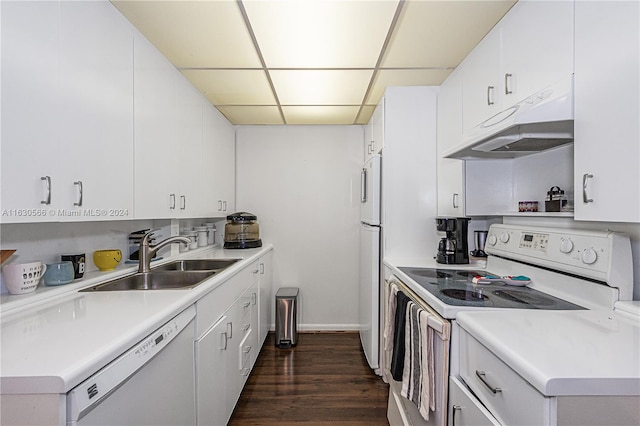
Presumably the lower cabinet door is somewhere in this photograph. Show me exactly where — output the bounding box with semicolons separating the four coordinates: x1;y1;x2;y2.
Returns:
449;377;501;426
196;315;232;425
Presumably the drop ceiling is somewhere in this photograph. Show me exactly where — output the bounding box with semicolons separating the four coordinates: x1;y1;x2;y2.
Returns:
112;0;516;125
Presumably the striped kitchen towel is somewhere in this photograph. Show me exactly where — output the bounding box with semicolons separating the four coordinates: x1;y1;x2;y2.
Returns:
383;282;399;351
401;302;435;421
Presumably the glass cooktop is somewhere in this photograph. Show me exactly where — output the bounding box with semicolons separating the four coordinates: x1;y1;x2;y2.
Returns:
398;267;585;310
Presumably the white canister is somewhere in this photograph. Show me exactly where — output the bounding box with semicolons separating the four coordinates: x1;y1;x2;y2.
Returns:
195;226;208;247
183;230;198;250
204;223;216;245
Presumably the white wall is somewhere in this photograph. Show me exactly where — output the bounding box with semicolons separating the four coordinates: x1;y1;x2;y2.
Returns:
235;125;363;330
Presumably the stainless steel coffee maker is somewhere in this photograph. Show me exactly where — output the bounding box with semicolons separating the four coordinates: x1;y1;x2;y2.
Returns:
436;217;470;264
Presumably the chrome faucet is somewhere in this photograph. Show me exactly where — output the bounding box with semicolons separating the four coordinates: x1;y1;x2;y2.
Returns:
138;231;191;273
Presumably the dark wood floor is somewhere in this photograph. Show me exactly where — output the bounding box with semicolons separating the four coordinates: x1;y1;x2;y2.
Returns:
229;332;390;425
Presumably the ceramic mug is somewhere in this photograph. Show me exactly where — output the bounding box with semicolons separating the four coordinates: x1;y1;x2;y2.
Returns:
2;261;47;295
43;261;75;286
61;253;85;279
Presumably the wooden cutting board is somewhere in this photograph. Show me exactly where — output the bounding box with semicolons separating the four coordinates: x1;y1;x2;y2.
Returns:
1;250;17;265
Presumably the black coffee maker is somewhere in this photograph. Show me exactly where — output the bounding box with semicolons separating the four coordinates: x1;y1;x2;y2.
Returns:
436;217;470;264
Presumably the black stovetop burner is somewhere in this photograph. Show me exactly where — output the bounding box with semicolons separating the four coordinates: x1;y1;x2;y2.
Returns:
398;267;584;310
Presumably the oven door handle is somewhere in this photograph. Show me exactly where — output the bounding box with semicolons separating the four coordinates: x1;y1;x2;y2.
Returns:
476;370;502;394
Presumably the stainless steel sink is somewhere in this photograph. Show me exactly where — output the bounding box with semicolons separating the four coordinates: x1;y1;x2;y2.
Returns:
80;258;242;291
153;259;241;272
80;271;217;291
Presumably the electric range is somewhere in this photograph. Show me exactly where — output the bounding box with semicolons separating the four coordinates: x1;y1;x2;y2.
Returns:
390;224;634;319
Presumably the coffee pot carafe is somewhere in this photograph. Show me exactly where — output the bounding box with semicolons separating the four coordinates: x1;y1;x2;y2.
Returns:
435;217;470;264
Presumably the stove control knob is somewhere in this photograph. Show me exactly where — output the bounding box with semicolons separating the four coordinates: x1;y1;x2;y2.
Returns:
487;234;497;246
582;248;598;265
559;238;574;253
499;232;510;243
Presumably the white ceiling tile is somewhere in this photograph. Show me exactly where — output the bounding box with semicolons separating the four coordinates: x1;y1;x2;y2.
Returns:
181;69;276;105
381;0;516;68
271;70;373;105
367;69;453;104
112;1;261;68
282;106;361;125
243;0;399;68
217;106;284;125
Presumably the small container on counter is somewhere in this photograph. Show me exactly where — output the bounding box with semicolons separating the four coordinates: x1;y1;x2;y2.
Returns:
518;201;538;212
195;226;209;247
545;186;568;212
204;223;216;245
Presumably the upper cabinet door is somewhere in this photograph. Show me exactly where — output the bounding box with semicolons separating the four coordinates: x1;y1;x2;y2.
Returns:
1;1;61;223
500;0;574;103
462;0;574;132
1;1;134;223
574;0;640;223
461;29;502;132
437;68;465;217
364;99;385;162
58;1;134;221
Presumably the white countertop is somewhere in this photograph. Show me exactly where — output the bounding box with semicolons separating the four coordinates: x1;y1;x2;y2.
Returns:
0;245;272;394
456;308;640;396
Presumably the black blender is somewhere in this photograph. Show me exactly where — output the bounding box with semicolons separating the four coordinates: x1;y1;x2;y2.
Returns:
435;217;470;264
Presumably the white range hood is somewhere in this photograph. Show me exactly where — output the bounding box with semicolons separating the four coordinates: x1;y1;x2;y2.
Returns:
445;77;574;159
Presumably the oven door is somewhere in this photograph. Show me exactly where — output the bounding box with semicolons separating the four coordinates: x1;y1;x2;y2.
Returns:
383;275;451;426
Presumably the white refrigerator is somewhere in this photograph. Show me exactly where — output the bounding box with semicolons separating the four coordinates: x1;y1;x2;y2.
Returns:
359;154;381;371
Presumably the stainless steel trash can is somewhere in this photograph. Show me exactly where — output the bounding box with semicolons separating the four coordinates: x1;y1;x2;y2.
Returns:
275;287;299;348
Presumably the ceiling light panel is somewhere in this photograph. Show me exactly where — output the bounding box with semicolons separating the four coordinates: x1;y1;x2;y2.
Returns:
367;68;453;104
243;0;400;68
271;69;373;105
382;0;516;68
282;106;361;125
181;69;276;105
112;1;261;68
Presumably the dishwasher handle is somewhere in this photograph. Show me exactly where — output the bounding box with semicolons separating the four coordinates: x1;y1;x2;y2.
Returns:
67;306;196;422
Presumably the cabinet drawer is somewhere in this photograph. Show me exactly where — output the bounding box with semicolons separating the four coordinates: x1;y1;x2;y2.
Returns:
449;377;500;426
459;328;550;425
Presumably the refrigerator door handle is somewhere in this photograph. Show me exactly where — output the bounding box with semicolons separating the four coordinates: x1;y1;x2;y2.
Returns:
361;167;367;203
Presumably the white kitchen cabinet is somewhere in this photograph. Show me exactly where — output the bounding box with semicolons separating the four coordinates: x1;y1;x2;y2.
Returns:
462;0;573;132
203;102;236;217
258;252;273;347
1;1;134;223
194;255;270;426
573;0;640;223
437;68;465;216
133;33;206;219
195;314;230;425
364;100;385;162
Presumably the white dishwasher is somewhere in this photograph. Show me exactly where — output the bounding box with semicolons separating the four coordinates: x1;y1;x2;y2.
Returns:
66;306;196;426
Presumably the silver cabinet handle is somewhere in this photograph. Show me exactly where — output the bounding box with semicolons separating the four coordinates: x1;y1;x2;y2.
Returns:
487;85;495;105
583;173;594;203
361;168;367;203
223;200;227;211
259;263;265;274
217;200;222;211
476;370;501;394
505;73;513;95
452;405;462;426
452;193;459;209
180;195;186;210
169;193;176;210
251;292;257;305
73;181;83;207
219;332;228;350
41;176;51;205
226;321;233;339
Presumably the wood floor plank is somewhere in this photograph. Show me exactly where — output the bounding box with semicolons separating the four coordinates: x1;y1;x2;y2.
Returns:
229;332;389;425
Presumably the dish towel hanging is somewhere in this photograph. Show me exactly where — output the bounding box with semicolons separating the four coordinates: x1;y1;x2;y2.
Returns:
390;291;410;381
383;282;399;352
401;301;435;421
